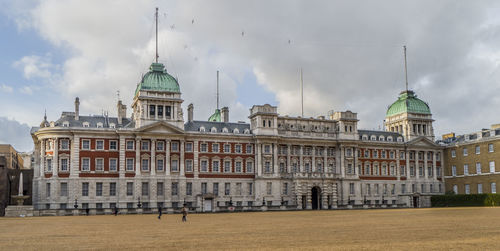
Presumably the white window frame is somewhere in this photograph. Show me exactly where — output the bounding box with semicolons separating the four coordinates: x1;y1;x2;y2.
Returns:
475;145;480;155
126;140;134;150
60;158;69;172
246;161;254;173
246;145;253;154
95;158;104;172
235;161;242;173
171;142;179;152
489;143;494;153
109;140;118;151
465;184;470;194
109;158;118;172
156;141;164;151
463;148;468;156
235;144;242;154
82;139;90;150
224;144;231;153
171;159;179;172
490;161;495;173
464;164;469;175
60;139;70;150
156;158;164;172
224;160;231;173
96;140;104;150
141;158;149;172
451;165;457;176
478;183;483;194
200;160;208;172
476;162;482;174
81;158;90;171
212;160;220;172
492;182;497;194
185;142;193;152
451;150;456;158
185;159;193;172
126;158;134;171
141;141;149;151
212;143;220;153
200;143;208;153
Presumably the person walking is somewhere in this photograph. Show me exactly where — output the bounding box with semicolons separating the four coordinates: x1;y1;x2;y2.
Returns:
113;206;118;216
181;205;187;222
158;205;162;220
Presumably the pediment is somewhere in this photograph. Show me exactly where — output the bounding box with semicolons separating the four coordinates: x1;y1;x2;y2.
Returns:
135;121;184;134
406;136;440;148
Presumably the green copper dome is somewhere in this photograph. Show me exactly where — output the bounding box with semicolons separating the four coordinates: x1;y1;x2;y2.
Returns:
386;90;431;117
135;62;180;95
208;109;221;122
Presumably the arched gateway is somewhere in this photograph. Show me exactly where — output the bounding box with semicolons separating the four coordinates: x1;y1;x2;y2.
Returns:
311;186;322;210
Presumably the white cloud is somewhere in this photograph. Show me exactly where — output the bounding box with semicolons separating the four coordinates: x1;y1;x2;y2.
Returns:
0;84;13;93
0;117;33;152
13;55;57;80
3;0;500;137
19;86;34;95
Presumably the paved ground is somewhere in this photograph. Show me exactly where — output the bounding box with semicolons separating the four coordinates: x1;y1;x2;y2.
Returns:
1;207;500;250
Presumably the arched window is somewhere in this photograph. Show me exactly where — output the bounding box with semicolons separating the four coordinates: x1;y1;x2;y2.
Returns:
233;128;240;134
370;135;376;141
96;122;103;128
222;127;229;133
243;129;250;134
268;120;271;127
362;135;368;140
199;126;206;132
211;127;217;133
387;136;393;142
262;120;266;127
379;136;385;141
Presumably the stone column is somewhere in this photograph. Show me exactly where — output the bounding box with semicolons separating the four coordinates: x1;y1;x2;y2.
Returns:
299;145;304;173
257;143;262;176
312;147;316;172
286;144;291;173
406;151;410;179
70;136;80;178
396;148;401;181
118;136;126;178
151;139;156;175
40;139;45;177
424;151;428;180
340;146;345;178
323;145;327;174
165;141;171;176
135;138;141;176
53;138;59;177
432;150;437;180
273;143;278;176
193;140;199;178
306;184;312;209
180;141;185;175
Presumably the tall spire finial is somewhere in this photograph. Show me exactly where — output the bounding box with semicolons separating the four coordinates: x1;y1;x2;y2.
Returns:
404;45;408;92
155;7;159;63
216;70;220;110
44;109;47;120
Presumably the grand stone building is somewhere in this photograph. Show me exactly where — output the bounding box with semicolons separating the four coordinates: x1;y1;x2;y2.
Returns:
31;62;444;214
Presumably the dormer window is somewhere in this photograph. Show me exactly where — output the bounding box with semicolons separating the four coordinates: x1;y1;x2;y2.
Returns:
96;122;103;128
397;137;403;142
109;123;115;129
370;135;376;141
63;121;69;127
387;136;393;142
362;135;368;140
222;127;228;133
244;129;250;134
233;128;239;134
379;136;385;141
83;122;90;128
211;127;217;133
200;126;206;132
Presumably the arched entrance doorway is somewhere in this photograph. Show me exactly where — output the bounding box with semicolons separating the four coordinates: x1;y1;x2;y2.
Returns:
311;186;322;210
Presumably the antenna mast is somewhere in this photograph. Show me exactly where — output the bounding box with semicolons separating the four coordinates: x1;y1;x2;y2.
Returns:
155;7;159;63
300;68;304;117
404;45;408;92
216;70;220;110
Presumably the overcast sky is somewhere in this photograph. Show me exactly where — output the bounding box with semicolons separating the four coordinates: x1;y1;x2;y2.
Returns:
1;0;500;152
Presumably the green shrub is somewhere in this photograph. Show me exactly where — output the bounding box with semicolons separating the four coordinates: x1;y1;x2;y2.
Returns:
431;194;500;207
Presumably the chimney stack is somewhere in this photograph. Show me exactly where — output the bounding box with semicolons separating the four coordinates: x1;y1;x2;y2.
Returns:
117;100;126;125
187;103;194;122
74;97;80;120
221;107;229;123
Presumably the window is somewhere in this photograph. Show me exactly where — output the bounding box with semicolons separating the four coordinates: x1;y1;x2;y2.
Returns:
156;158;164;171
109;158;117;172
96;182;103;196
60;183;68;197
381;150;386;159
156;141;164;151
236;183;242;195
373;150;378;158
60;158;69;172
96;140;104;150
126;140;134;150
61;139;69;150
246;145;253;154
95;158;104;171
200;160;208;172
157;105;163;117
453;185;458;194
283;182;288;195
97;122;103;128
463;148;468;156
235;161;242;173
82;182;89;196
109;140;117;150
82;158;90;171
421;184;425;193
490;161;495;173
452;165;457;176
141;141;149;151
364;163;371;175
141;158;149;171
165;106;171;118
246;161;254;173
82;140;90;150
185;159;193;172
476;162;482;174
157;182;164;196
185;142;193;152
142;182;149;196
465;184;470;194
264;145;271;154
419;166;424;177
149;105;155;116
265;161;272;173
475;145;480;154
225;183;231;195
375;184;379;194
366;184;372;195
126;158;134;171
213;183;219;196
171;142;179;152
224;144;230;153
383;184;388;195
464;164;469;175
248;183;253;195
477;183;483;194
186;182;192;195
126;182;133;196
400;165;406;176
201;182;207;195
200;143;208;152
171;159;179;172
401;184;406;194
235;145;242;153
266;182;272;195
212;160;220;172
110;182;116;196
347;164;353;174
489;143;494;153
171;182;178;196
492;183;497;194
349;183;355;195
391;184;395;195
207;143;218;153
